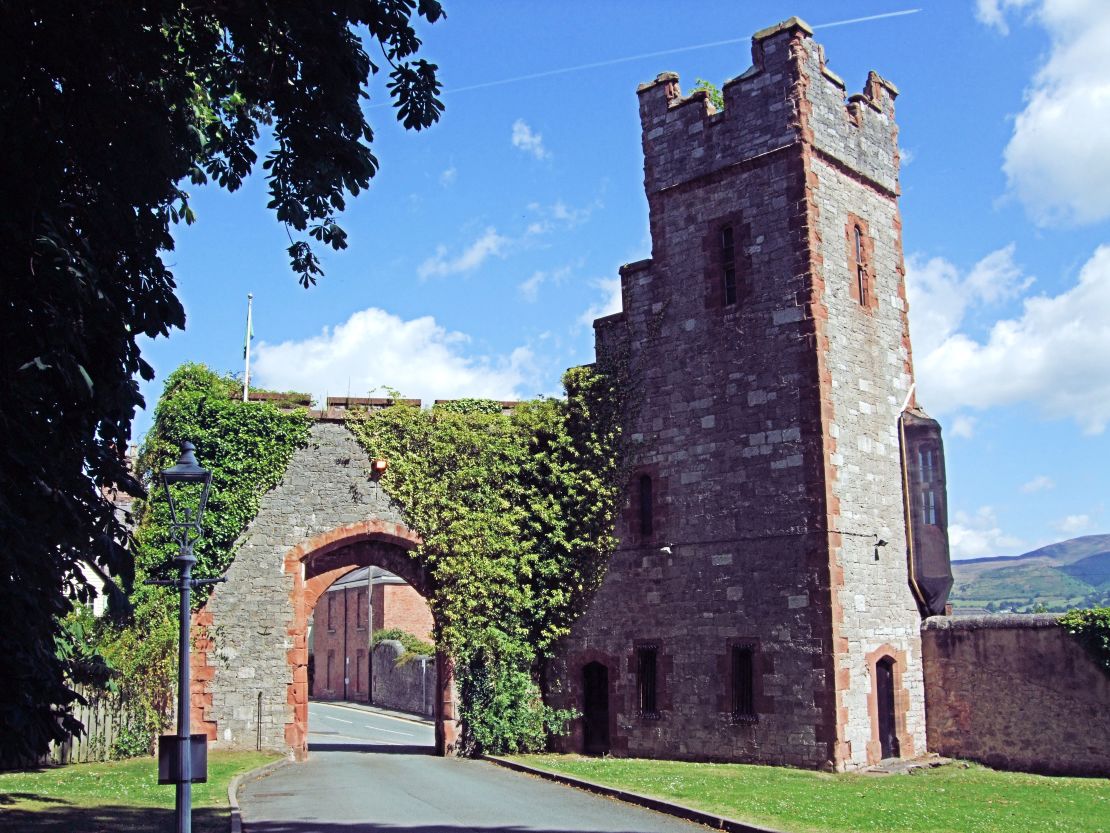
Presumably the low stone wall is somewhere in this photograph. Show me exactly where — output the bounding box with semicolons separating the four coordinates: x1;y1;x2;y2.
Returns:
921;615;1109;776
372;640;434;718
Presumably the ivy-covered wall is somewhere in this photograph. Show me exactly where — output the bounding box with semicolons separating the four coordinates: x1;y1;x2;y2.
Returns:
102;361;624;757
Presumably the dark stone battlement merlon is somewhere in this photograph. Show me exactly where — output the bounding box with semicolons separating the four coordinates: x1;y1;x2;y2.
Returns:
637;17;901;198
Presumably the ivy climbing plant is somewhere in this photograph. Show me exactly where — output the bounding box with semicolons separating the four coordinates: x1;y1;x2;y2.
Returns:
345;364;625;754
99;363;311;741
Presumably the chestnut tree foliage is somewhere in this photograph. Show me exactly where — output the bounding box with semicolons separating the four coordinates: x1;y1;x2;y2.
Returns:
0;1;443;759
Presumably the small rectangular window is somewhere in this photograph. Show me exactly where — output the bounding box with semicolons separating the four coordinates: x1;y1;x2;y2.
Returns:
638;474;653;537
326;650;335;690
721;226;737;306
357;589;367;630
327;594;336;631
355;650;365;692
731;645;756;722
637;646;659;718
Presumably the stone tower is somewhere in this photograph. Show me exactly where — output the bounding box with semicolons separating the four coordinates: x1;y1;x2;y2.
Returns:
550;18;939;770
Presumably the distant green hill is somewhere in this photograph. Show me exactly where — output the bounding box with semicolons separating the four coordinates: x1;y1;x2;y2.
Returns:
950;534;1110;613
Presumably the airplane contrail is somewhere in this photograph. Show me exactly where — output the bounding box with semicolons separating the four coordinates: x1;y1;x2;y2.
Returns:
430;9;922;98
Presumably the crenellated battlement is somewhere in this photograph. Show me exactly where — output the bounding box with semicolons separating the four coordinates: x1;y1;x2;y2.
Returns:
638;17;901;198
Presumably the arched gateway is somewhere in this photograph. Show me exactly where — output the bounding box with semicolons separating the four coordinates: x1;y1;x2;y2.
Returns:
189;420;458;760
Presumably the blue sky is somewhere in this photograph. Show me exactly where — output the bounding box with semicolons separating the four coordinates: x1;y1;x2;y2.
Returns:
139;1;1110;559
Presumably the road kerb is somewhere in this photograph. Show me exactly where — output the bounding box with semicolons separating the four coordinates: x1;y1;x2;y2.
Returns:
483;756;788;833
228;757;291;833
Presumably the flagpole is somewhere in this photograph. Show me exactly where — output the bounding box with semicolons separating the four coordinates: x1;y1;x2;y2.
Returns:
243;293;253;403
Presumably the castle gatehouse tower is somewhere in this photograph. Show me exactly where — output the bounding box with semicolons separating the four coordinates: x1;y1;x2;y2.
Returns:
550;17;950;770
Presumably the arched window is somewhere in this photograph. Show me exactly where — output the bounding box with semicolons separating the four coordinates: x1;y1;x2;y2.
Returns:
638;474;653;537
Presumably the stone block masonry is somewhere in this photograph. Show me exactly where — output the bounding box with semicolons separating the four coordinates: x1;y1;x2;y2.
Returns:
549;17;926;770
922;615;1110;777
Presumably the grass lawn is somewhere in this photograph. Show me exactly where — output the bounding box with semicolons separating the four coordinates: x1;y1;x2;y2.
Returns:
0;750;282;832
508;754;1109;833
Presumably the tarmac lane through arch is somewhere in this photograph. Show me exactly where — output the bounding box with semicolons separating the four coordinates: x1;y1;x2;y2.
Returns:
238;701;707;832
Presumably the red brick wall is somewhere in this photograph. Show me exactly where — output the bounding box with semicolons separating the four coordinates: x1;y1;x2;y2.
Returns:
311;579;434;702
311;585;372;702
379;583;434;639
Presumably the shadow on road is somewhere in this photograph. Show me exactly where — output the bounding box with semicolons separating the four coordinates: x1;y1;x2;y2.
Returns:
246;826;660;833
0;803;227;833
307;743;435;755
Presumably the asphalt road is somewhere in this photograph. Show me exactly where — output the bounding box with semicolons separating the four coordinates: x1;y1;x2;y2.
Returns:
239;701;706;833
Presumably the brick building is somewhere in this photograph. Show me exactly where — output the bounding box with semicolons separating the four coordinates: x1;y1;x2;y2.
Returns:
310;566;434;702
548;18;951;771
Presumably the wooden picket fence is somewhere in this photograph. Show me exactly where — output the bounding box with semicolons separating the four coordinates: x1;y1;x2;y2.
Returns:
41;685;147;765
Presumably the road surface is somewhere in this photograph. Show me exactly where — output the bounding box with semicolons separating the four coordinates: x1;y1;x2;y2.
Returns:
239;700;707;832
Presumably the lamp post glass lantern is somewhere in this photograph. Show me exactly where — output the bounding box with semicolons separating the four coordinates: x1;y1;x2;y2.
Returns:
155;441;221;833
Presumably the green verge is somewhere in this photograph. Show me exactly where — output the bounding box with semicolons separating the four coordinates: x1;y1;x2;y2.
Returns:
507;755;1110;833
0;750;281;833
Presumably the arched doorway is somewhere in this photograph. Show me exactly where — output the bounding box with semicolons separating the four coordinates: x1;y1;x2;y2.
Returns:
582;661;610;755
284;520;457;760
875;656;900;760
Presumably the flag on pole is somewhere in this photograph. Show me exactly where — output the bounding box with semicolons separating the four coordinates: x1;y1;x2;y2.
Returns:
243;293;254;403
243;299;254;359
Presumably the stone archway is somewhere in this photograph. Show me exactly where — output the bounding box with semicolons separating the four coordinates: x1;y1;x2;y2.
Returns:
282;520;458;759
190;419;459;761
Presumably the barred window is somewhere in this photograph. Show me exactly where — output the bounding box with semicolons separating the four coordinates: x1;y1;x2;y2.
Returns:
731;645;756;722
637;646;659;718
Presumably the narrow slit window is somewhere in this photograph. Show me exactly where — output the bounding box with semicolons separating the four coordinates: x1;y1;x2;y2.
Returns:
721;225;737;306
637;647;659;717
854;225;869;307
327;594;336;630
731;645;756;722
639;474;653;537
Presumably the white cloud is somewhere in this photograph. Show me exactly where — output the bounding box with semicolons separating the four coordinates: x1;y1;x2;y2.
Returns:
987;0;1110;225
908;244;1110;434
1021;474;1055;493
1055;513;1092;535
949;506;1026;559
579;277;623;326
511;119;550;160
517;264;573;302
976;0;1036;34
252;308;535;407
417;227;508;279
949;415;977;439
518;271;545;302
439;166;457;187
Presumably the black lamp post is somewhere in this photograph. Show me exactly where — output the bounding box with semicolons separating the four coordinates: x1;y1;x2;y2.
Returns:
152;441;222;833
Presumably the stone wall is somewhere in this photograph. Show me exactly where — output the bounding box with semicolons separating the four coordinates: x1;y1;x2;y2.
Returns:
550;18;923;770
371;641;435;718
922;615;1110;776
